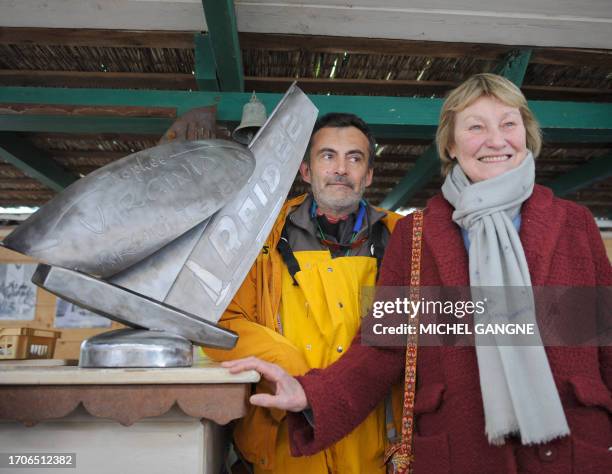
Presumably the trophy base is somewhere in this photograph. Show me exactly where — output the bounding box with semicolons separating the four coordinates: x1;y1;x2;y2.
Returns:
80;328;193;368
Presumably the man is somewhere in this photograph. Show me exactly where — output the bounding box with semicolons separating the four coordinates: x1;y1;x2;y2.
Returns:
205;113;402;473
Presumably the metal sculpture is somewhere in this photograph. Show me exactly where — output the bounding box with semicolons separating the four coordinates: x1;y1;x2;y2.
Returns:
2;84;318;367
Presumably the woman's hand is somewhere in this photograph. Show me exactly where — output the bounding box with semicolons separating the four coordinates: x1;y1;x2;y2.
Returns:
222;357;309;412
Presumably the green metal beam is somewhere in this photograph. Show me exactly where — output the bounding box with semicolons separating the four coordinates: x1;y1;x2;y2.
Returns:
0;86;442;134
0;132;79;191
4;113;609;143
201;0;244;91
0;115;439;140
194;33;219;91
0;116;174;134
493;49;532;87
542;129;612;143
380;147;439;209
381;49;534;210
529;100;612;132
1;87;611;140
546;155;612;197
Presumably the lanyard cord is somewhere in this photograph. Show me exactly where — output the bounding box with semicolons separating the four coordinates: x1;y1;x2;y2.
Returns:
311;199;369;256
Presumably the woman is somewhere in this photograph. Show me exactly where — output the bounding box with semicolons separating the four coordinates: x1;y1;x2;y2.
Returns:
225;74;612;473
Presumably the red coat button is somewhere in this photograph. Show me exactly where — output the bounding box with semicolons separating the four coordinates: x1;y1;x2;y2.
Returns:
538;446;557;462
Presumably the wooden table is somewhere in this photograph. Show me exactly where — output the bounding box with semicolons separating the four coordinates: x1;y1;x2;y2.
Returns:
0;359;260;474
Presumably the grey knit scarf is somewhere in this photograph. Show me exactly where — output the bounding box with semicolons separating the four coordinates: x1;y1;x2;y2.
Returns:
441;153;570;445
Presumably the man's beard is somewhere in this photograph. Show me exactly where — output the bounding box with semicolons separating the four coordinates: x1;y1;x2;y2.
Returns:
311;175;367;216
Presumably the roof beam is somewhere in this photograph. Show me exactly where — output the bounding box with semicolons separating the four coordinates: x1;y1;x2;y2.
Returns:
0;87;611;140
494;49;532;87
201;0;243;92
379;147;440;209
0;132;79;191
0;86;442;134
194;33;219;91
2;3;612;48
546;155;612;197
0;27;195;49
381;49;534;210
0;115;174;135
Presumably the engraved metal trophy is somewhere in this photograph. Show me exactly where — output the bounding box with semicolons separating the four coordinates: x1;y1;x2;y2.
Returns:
2;85;318;368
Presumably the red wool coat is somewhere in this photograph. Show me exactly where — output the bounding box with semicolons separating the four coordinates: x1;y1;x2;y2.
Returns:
288;185;612;474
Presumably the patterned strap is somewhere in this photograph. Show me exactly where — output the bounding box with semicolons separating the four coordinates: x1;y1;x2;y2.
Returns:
399;209;424;458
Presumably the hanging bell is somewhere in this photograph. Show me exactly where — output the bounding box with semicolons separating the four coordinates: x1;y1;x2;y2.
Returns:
232;92;267;145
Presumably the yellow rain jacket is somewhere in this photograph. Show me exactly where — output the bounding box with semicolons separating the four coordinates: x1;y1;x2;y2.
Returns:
206;194;403;473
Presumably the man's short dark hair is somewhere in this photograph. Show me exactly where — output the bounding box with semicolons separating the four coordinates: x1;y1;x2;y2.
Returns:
305;113;376;168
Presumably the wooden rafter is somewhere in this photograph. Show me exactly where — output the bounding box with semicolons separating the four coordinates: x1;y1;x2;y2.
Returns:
0;28;194;49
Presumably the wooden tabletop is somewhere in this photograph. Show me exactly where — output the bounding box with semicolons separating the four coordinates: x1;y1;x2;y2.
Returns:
0;359;260;385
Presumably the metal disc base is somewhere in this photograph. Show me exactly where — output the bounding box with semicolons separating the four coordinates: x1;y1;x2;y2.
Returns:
79;328;193;368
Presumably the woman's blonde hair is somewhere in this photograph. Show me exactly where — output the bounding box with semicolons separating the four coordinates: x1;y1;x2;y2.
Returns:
435;73;542;177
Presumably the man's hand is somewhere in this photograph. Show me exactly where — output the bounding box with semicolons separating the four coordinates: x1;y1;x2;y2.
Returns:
222;357;309;412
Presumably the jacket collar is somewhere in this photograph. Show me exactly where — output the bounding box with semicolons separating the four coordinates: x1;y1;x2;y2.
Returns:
518;185;566;285
423;194;469;285
423;185;564;285
287;194;317;236
288;193;387;238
